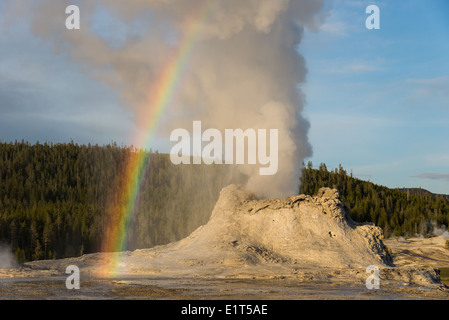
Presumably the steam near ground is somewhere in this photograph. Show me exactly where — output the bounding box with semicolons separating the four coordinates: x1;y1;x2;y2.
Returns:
431;221;449;238
397;221;449;240
0;244;16;269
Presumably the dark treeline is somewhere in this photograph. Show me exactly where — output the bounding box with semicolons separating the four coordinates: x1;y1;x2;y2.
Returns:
300;162;449;238
0;141;243;262
2;141;449;263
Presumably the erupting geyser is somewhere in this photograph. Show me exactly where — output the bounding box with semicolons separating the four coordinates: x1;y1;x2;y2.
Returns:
20;185;444;295
15;0;330;198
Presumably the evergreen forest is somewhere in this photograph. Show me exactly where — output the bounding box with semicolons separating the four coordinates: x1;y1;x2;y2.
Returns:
0;141;448;263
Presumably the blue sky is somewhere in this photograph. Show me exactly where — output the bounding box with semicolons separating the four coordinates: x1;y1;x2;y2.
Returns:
301;0;449;194
0;14;133;145
0;0;448;194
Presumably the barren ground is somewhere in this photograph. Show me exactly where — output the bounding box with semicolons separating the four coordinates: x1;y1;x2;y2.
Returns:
1;186;448;300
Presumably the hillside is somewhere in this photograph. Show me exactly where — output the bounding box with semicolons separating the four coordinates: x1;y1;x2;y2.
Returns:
1;141;448;263
397;187;449;200
300;162;449;238
26;185;394;275
12;184;446;300
0;141;244;262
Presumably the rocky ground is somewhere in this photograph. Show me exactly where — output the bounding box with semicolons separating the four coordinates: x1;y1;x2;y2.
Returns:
1;185;448;300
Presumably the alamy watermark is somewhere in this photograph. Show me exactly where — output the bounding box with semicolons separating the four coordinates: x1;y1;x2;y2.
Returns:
65;4;381;31
65;265;80;290
65;5;80;30
366;5;380;30
170;121;279;176
366;265;380;290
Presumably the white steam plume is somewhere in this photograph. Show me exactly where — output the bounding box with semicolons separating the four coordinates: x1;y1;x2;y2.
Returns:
0;244;16;269
6;0;329;198
431;221;449;238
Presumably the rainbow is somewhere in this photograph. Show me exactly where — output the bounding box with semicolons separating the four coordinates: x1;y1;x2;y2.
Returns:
99;0;216;277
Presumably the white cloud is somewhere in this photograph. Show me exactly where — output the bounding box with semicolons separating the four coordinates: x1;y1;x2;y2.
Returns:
407;77;449;85
307;112;399;130
328;61;383;74
409;173;449;181
313;59;384;74
424;154;449;167
405;77;449;102
320;20;349;36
